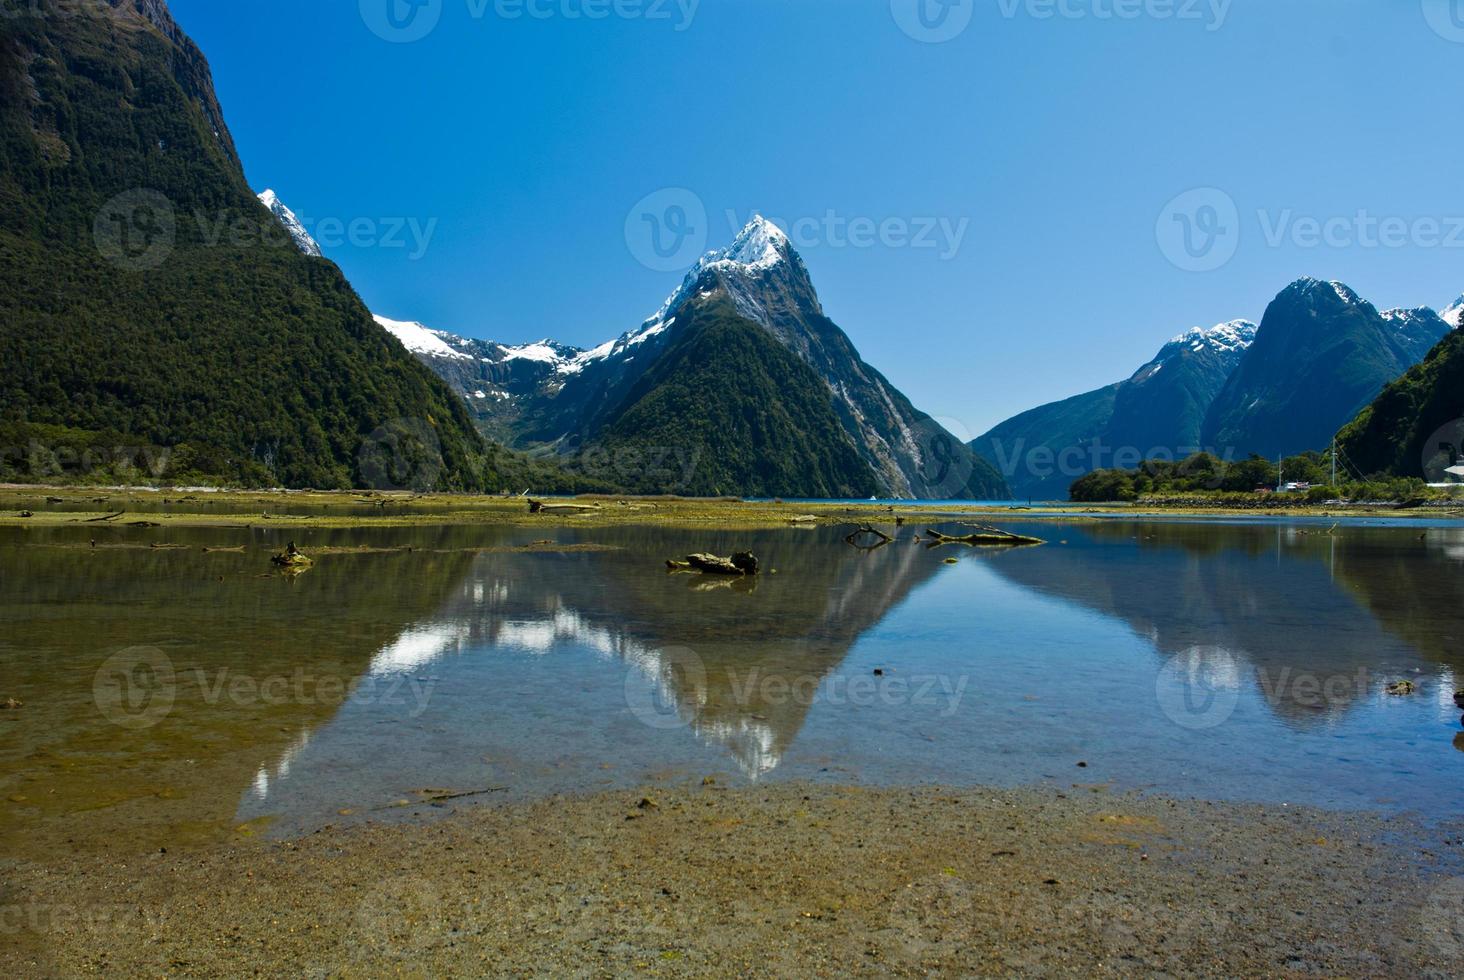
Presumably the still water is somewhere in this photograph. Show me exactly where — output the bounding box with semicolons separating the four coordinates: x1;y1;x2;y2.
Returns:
2;518;1462;859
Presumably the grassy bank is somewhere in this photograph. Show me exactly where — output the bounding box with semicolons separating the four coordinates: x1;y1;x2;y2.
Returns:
2;486;1462;531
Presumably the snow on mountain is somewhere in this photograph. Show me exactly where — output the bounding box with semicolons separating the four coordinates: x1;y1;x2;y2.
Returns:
373;315;472;360
643;216;793;330
1382;307;1445;328
1443;295;1463;329
503;341;571;365
257;189;322;257
1330;281;1361;305
550;216;793;378
1168;320;1258;356
707;214;789;270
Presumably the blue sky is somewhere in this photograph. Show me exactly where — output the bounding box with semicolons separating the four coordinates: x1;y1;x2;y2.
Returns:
172;0;1464;436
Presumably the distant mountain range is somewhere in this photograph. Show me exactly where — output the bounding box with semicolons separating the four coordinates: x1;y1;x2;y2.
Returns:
975;278;1457;499
6;1;1456;498
362;215;1009;499
1201;279;1450;462
973;321;1257;501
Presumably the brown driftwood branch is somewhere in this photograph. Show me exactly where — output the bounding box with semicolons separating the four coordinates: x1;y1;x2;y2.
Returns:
844;524;894;551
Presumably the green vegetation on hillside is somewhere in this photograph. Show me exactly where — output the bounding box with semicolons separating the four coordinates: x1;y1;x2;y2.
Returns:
585;294;881;498
1336;329;1464;481
0;3;501;489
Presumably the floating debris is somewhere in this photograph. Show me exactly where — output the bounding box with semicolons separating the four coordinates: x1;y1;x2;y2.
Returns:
666;552;759;576
270;541;313;568
924;525;1045;547
1385;680;1417;696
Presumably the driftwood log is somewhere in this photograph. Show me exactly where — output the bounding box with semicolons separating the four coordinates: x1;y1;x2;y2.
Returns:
923;524;1045;547
666;552;760;575
528;499;601;514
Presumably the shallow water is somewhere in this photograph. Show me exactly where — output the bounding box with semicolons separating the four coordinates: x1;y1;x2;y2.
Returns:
2;517;1462;858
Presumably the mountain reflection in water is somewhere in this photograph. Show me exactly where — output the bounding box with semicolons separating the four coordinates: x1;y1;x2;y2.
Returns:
240;520;1464;832
4;517;1463;859
982;522;1464;727
242;526;945;812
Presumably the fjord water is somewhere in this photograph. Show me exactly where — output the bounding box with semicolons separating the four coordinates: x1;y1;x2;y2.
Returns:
2;519;1462;858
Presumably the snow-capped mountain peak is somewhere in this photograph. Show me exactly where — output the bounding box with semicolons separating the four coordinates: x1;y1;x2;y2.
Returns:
1167;319;1258;355
1329;280;1362;305
1286;276;1365;307
257;189;322;258
634;215;810;343
709;214;790;271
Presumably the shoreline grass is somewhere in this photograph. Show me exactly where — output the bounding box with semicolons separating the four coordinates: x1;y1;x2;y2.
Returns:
0;485;1461;530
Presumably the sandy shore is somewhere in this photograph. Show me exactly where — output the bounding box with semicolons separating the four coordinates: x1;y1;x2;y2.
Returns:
3;783;1461;976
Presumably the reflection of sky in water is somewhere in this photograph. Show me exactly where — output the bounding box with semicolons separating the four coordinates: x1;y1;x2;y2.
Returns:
233;521;1464;835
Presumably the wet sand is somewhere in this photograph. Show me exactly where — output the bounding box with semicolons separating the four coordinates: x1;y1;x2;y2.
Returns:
4;783;1461;976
